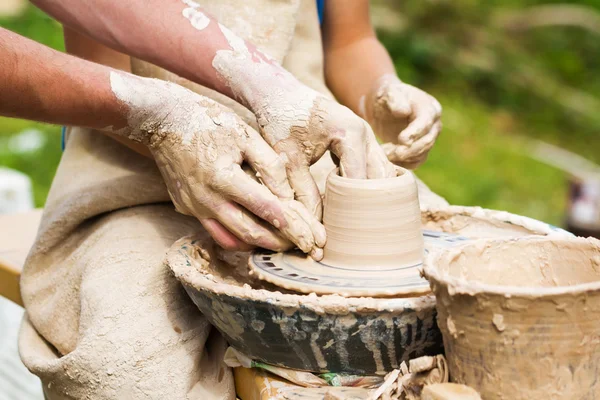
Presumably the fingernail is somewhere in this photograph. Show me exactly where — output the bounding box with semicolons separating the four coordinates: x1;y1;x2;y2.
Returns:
310;247;324;261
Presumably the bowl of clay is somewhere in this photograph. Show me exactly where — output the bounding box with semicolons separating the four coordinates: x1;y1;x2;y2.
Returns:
422;236;600;400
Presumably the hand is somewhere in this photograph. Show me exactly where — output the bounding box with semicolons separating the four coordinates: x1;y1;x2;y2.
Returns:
111;73;326;258
253;81;396;219
361;74;442;169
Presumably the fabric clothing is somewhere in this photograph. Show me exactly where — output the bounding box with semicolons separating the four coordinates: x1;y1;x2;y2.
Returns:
20;204;234;399
317;0;324;24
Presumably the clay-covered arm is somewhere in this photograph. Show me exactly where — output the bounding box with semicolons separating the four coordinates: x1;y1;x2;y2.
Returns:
322;0;442;169
30;0;239;103
0;28;326;257
30;0;396;220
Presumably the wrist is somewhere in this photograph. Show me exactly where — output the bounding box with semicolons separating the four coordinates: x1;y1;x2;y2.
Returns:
108;72;183;148
208;22;309;116
361;73;402;122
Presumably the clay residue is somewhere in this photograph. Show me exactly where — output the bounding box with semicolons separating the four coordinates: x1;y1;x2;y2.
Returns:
421;205;572;239
423;236;600;399
181;0;211;31
167;232;437;316
421;383;481;400
432;236;600;290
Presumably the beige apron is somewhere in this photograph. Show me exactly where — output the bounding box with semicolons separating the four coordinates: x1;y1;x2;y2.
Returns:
18;1;331;399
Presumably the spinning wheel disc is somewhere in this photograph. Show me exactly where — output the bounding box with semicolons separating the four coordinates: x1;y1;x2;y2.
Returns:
249;230;469;297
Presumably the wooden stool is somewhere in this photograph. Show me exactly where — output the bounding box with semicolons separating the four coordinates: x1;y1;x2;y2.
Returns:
0;209;43;306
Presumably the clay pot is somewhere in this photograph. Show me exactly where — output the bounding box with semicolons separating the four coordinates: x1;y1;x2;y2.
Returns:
423;236;600;399
323;167;423;269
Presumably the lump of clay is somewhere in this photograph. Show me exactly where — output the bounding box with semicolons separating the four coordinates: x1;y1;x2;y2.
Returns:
421;383;481;400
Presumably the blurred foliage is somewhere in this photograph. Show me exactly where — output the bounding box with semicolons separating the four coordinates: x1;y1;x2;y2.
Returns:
0;5;63;207
1;1;599;226
374;0;600;224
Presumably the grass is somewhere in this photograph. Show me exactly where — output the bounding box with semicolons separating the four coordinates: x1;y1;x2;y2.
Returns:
416;92;567;225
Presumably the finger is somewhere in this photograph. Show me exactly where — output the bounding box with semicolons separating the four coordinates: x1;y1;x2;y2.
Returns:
214;164;321;253
287;200;327;249
286;200;326;260
201;218;254;252
432;97;443;117
397;105;437;144
387;120;441;168
212;201;294;251
286;160;324;220
241;127;295;201
364;124;396;179
329;124;368;179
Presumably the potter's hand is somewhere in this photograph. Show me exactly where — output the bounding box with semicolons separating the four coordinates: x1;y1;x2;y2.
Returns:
254;82;396;219
111;73;326;257
361;75;442;169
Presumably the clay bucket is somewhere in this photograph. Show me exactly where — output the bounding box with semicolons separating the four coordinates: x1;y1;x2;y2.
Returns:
322;167;423;269
422;236;600;400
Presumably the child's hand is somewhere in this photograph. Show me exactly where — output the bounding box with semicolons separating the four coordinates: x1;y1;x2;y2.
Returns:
361;74;442;169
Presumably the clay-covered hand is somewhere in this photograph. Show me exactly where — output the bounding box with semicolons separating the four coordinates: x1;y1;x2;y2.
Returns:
110;72;326;257
254;84;396;219
361;74;442;169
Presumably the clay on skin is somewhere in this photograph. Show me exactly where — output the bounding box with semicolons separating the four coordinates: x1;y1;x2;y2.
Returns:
181;0;210;31
109;71;326;254
360;74;442;169
423;236;600;400
209;15;394;192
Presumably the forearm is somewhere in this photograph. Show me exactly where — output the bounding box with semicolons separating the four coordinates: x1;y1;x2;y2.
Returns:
324;35;395;117
63;28;153;157
30;0;296;113
0;28;126;130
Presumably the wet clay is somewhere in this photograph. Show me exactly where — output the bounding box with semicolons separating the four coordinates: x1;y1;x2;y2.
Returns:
323;167;422;269
168;233;443;374
421;205;571;239
421;383;481;400
248;167;424;296
423;236;600;400
167;207;573;375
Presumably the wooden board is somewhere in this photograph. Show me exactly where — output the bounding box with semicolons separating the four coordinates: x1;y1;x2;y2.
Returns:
0;209;43;306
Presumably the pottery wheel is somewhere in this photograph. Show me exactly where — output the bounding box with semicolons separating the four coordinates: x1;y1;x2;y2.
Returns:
249;230;469;297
